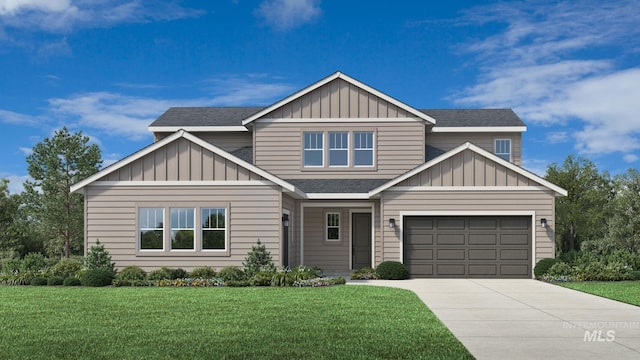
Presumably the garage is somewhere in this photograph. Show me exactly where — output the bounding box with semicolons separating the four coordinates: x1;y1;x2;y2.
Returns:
403;216;531;278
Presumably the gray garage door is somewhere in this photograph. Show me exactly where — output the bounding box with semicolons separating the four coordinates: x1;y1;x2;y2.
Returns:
403;216;531;278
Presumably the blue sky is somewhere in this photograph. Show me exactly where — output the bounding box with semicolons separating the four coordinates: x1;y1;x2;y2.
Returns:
1;0;639;193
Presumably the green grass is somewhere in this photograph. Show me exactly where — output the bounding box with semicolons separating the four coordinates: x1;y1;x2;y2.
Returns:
558;281;640;306
0;285;473;360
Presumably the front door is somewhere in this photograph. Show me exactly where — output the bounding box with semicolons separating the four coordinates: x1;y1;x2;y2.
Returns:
352;213;372;269
282;212;290;267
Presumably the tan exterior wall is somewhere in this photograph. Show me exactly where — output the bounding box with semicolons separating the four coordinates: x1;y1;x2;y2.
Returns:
263;78;410;119
399;149;534;187
84;184;281;271
99;137;262;182
379;190;556;267
426;132;522;165
154;132;253;153
254;121;425;179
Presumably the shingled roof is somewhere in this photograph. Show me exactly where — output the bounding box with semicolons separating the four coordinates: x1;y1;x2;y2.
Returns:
149;107;525;128
287;178;391;193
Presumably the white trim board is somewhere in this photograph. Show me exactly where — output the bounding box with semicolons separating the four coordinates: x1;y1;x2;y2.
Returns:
387;186;551;192
431;126;526;133
148;126;249;133
256;117;423;124
89;180;275;187
398;210;537;279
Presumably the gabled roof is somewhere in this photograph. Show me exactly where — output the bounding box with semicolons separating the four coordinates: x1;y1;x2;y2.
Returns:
421;109;526;132
241;71;437;126
288;178;390;194
369;142;567;197
70;130;303;197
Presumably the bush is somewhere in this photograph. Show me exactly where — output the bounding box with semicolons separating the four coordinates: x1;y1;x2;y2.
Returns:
147;267;174;281
270;271;294;287
243;240;276;277
63;277;82;286
1;258;21;274
47;276;65;286
290;266;323;280
375;261;409;280
30;277;48;286
171;268;188;279
157;278;225;287
190;266;217;279
534;258;559;278
117;266;147;281
547;262;572;277
51;258;84;278
251;271;275;286
23;253;48;272
81;268;115;287
631;270;640;280
85;240;116;274
218;266;245;282
351;267;379;280
224;280;251;287
572;261;633;281
112;279;155;287
292;276;346;287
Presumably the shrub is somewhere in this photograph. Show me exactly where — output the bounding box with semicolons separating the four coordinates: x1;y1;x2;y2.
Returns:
224;280;251;287
51;258;84;278
547;262;572;277
117;266;147;281
375;261;409;280
351;267;379;280
290;266;323;280
572;261;633;281
171;268;188;279
47;276;65;286
2;273;34;285
63;277;82;286
31;277;48;286
85;240;116;274
112;279;155;287
243;240;276;277
190;266;217;279
292;276;346;287
218;266;245;282
147;267;174;281
157;278;225;287
81;268;115;287
631;270;640;280
270;271;294;287
534;258;559;278
251;271;275;286
1;258;21;274
23;253;48;272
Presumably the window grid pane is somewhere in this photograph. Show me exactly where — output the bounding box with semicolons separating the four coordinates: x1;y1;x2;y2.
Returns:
495;139;511;161
170;208;195;250
139;208;163;250
354;132;374;166
304;132;323;166
327;212;340;241
329;132;348;166
202;208;226;250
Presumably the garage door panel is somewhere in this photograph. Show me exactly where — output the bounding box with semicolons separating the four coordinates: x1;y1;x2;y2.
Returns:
437;234;465;245
404;216;531;278
437;249;465;260
468;249;497;260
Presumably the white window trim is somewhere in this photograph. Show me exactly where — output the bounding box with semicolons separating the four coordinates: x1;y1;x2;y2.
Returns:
495;138;512;162
169;208;196;251
353;131;375;167
329;132;349;167
201;207;228;252
139;207;165;251
303;131;324;167
326;211;341;242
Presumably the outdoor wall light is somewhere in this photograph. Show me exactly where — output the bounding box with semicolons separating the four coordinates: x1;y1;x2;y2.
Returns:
282;216;289;227
541;218;547;228
389;218;396;228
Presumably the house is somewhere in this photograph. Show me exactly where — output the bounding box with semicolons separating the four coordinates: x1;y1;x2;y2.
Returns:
70;72;566;278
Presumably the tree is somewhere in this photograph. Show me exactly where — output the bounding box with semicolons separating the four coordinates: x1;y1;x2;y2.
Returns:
545;155;613;255
22;127;102;258
603;169;640;254
0;179;19;258
243;239;276;277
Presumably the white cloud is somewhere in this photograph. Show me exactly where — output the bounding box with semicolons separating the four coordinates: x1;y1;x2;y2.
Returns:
0;0;202;33
255;0;322;31
546;132;569;144
623;154;639;163
0;172;30;194
0;109;40;126
452;0;640;158
18;147;32;156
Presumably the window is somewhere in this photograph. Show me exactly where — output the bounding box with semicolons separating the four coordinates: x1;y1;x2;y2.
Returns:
170;208;195;250
495;139;511;162
329;132;348;166
354;132;374;166
303;132;323;166
202;208;226;250
326;212;340;241
139;208;164;250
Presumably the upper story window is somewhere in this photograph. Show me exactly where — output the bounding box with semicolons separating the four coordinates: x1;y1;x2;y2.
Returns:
303;132;324;167
495;139;511;162
354;132;374;167
139;208;164;250
329;132;349;167
170;208;195;250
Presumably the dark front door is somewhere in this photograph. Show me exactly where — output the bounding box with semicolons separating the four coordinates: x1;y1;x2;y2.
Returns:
352;213;372;269
282;213;289;267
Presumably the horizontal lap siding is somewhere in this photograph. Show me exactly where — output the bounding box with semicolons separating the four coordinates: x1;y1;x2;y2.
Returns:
100;138;262;182
254;121;425;179
85;185;281;271
303;207;349;272
381;190;555;264
426;132;522;165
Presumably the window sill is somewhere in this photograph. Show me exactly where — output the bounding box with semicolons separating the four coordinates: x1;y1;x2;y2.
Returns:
136;250;230;257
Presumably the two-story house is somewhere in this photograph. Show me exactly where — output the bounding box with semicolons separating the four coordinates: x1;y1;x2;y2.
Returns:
71;72;566;278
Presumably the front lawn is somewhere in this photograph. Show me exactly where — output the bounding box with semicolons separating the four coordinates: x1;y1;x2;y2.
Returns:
558;281;640;306
0;285;473;359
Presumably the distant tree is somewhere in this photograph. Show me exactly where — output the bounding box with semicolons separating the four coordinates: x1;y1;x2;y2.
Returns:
545;155;613;255
0;179;20;258
602;169;640;254
22;127;102;258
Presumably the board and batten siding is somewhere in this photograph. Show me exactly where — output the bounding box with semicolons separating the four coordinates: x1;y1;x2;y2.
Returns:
154;132;253;153
85;185;282;271
262;78;411;119
99;137;263;182
380;190;556;265
426;132;522;165
254;121;425;179
399;149;533;187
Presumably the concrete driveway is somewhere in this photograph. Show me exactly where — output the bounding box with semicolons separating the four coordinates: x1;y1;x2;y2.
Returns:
350;279;640;359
